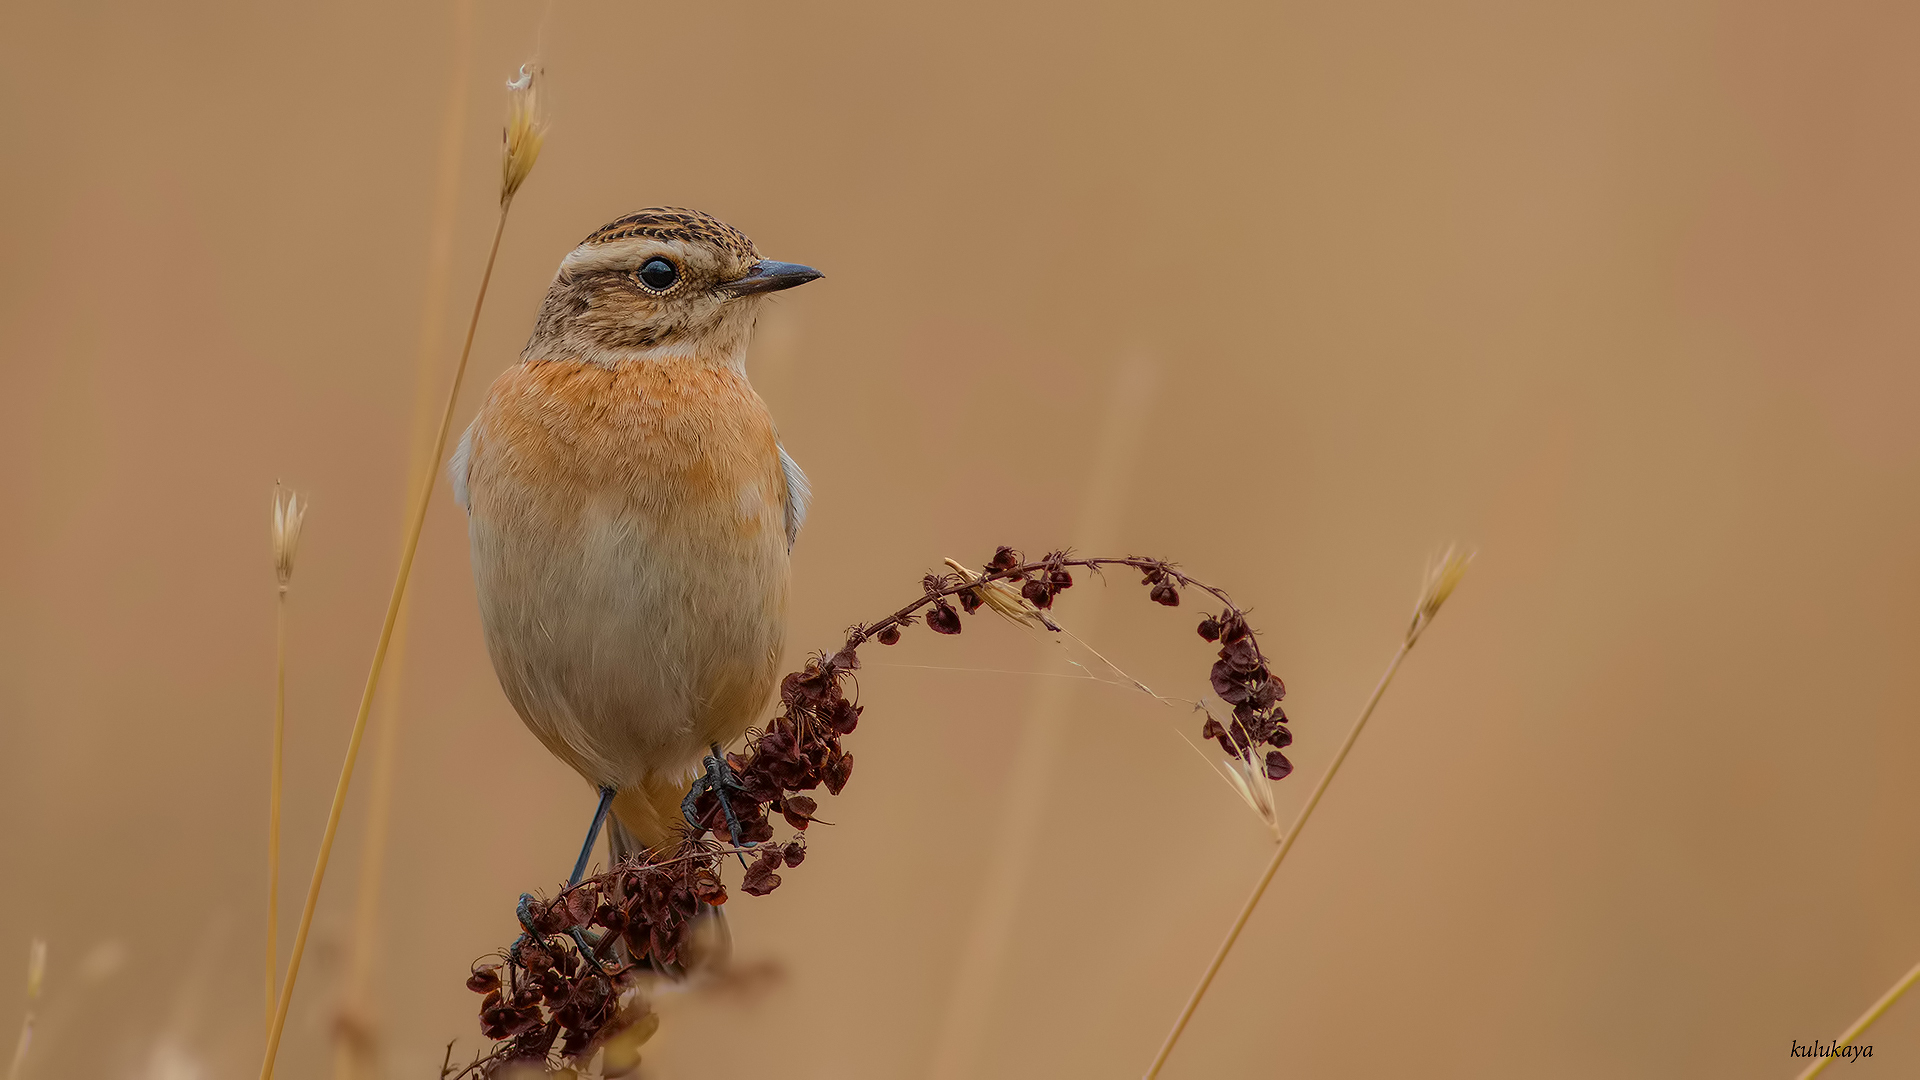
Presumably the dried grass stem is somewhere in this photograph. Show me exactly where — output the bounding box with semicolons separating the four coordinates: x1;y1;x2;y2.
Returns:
266;584;286;1035
1143;638;1411;1078
259;207;512;1080
1143;546;1471;1078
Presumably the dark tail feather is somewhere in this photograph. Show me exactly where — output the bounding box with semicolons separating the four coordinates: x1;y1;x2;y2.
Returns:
604;816;641;971
607;813;644;870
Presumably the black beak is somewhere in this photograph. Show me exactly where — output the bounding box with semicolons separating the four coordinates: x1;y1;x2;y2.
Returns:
723;259;823;297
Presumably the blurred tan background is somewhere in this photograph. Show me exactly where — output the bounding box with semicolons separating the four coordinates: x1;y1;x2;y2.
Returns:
5;1;1920;1077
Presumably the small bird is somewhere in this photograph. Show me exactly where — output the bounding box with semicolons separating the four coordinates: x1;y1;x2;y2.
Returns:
452;207;822;881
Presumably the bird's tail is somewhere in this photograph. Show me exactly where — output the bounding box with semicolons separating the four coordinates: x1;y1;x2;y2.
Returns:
606;775;732;976
609;774;695;857
605;812;647;870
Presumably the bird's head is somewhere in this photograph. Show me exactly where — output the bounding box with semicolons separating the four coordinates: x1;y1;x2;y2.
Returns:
525;207;822;368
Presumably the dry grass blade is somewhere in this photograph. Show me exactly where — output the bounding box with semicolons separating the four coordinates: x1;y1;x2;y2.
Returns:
1794;959;1920;1079
1142;545;1473;1079
259;63;543;1080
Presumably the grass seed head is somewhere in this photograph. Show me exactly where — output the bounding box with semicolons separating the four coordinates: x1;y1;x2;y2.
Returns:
1219;749;1283;837
942;558;1056;630
1407;544;1473;645
271;484;306;589
501;64;546;206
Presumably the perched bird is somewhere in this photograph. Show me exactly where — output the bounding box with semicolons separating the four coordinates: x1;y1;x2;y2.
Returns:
452;207;822;880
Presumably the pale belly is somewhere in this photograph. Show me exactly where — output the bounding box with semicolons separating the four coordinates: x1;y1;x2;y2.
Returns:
468;483;789;790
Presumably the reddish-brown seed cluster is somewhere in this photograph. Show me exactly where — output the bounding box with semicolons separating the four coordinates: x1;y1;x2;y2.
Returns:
456;852;744;1072
457;546;1291;1075
1196;610;1293;779
683;650;859;857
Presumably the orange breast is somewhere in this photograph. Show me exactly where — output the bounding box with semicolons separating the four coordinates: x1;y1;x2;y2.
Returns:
468;357;785;535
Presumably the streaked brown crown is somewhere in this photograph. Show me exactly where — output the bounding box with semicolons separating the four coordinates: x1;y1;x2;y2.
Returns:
581;207;759;263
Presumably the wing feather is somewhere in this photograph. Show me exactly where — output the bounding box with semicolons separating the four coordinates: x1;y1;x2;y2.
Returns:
778;442;810;551
449;420;476;513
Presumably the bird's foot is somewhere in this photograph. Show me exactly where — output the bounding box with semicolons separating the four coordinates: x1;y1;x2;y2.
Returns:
682;742;753;855
569;927;609;974
511;891;610;976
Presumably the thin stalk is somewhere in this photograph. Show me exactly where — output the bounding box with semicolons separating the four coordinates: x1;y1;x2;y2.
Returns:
260;206;512;1080
1144;639;1413;1078
266;584;287;1036
1795;958;1920;1080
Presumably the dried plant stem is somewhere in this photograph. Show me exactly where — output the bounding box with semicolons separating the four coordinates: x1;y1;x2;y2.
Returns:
1795;959;1920;1080
333;600;410;1075
1145;639;1414;1078
266;584;288;1036
260;207;512;1080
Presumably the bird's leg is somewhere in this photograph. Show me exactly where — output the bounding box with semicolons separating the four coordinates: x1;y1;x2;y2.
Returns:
541;790;618;975
681;742;752;851
570;785;617;886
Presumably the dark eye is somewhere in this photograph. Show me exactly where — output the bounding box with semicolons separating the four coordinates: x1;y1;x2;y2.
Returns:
636;257;679;291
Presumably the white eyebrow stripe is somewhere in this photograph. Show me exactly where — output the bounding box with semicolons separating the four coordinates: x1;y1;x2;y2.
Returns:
559;237;704;276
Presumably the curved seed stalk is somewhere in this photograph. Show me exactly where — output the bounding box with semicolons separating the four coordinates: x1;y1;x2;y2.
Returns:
1143;546;1472;1079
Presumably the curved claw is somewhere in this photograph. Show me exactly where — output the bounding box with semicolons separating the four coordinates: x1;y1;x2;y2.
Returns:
682;743;754;865
680;781;704;832
569;926;608;974
514;892;609;975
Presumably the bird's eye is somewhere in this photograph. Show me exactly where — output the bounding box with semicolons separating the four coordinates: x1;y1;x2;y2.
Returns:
636;257;679;292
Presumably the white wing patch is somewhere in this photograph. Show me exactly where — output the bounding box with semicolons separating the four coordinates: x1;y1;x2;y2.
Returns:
450;421;476;513
778;442;810;552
